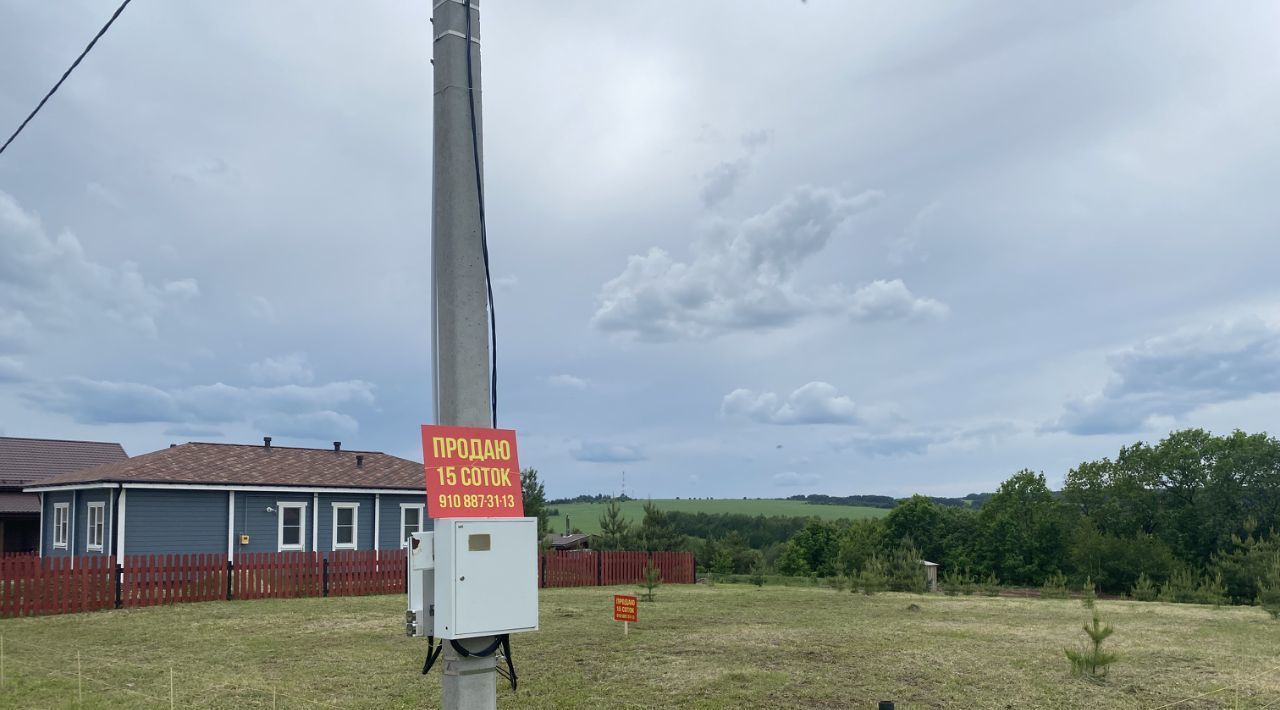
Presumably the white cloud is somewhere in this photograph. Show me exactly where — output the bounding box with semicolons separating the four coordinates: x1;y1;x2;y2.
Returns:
547;374;589;389
250;353;315;385
773;471;822;487
593;185;904;341
569;441;646;463
0;190;195;338
1050;317;1280;435
848;279;949;322
24;376;375;429
163;278;200;300
722;381;863;425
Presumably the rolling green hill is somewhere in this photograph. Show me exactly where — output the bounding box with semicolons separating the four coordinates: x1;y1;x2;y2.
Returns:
547;498;888;535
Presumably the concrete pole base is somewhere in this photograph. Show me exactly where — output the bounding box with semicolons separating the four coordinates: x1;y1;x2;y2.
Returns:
441;637;498;710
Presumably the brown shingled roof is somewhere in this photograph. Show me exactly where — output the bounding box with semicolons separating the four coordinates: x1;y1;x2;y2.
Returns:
0;492;40;514
29;442;423;490
0;437;128;486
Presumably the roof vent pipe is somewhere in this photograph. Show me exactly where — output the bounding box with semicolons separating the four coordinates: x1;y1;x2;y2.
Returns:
356;454;364;468
333;441;341;453
264;436;272;449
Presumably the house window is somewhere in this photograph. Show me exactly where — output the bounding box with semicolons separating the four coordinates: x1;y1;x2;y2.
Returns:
53;503;70;549
332;503;359;550
277;503;307;552
401;504;425;547
86;502;105;552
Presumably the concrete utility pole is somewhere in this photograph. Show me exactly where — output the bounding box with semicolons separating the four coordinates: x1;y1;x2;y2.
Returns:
431;0;498;708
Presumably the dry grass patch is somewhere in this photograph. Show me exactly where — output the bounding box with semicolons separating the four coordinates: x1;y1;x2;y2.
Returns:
0;584;1277;708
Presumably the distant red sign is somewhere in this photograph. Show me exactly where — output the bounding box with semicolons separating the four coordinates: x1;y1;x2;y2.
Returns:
421;424;523;519
613;594;638;623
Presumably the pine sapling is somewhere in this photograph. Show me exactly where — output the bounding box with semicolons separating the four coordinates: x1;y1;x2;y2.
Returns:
640;559;662;602
1081;576;1097;609
1064;610;1118;681
749;562;766;589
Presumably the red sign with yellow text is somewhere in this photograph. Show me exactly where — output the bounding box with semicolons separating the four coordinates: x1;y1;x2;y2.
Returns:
613;594;638;622
421;424;523;518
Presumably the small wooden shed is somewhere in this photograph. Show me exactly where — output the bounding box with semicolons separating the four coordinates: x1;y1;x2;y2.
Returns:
920;560;939;592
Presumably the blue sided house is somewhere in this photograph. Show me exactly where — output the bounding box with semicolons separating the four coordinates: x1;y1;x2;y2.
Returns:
24;438;431;560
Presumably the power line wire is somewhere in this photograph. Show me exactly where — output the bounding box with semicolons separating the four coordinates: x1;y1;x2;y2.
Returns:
0;0;135;158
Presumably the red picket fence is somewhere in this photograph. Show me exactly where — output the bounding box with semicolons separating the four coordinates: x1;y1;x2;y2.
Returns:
601;551;649;585
542;550;697;588
233;552;323;600
1;548;698;618
328;550;405;597
542;551;597;588
0;555;115;618
121;553;227;607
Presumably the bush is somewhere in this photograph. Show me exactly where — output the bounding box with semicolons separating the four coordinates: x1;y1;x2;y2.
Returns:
828;575;847;592
749;562;766;588
855;554;889;595
1042;572;1069;600
1195;571;1228;607
1131;572;1157;602
886;542;929;594
1065;610;1117;681
1159;568;1198;604
979;572;1002;597
1256;559;1280;620
942;568;976;597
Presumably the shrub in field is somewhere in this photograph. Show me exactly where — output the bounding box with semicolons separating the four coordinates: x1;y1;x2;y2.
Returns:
886;541;929;594
1159;568;1199;604
1065;610;1117;681
855;554;889;595
828;575;847;592
942;568;975;596
1042;572;1069;600
979;572;1002;597
1131;573;1157;602
1256;560;1280;620
640;559;662;602
749;562;766;589
1195;571;1228;607
1081;576;1097;609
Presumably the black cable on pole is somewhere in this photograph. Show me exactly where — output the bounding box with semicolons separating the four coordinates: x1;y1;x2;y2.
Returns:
0;0;135;158
463;0;498;428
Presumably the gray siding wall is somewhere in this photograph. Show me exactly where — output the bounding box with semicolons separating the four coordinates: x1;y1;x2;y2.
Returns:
234;491;312;554
39;487;429;558
379;494;431;549
125;489;228;555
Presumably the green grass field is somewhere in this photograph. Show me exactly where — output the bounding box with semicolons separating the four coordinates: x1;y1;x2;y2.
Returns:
549;498;887;534
1;585;1277;708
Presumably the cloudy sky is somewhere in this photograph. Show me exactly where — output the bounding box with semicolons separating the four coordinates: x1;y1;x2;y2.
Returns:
2;1;1279;499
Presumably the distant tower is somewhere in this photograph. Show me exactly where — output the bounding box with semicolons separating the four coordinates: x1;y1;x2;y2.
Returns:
621;470;627;499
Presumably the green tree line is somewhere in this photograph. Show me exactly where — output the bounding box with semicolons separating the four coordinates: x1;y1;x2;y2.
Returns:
770;429;1280;605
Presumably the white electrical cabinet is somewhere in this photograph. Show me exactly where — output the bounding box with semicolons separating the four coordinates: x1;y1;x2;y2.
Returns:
406;517;539;640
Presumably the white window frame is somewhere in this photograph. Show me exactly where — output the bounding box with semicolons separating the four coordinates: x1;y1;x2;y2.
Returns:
53;502;70;549
86;502;105;552
277;502;308;552
400;504;425;547
331;503;359;550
